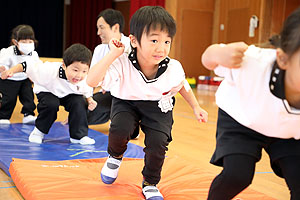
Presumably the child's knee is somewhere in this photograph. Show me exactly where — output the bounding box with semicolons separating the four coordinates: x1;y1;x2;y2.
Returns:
43;101;59;111
110;112;137;138
222;166;253;189
110;123;132;138
145;136;169;156
71;97;87;107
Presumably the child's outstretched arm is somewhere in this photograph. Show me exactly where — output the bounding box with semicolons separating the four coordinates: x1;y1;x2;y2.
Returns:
1;63;23;79
179;83;208;123
201;42;248;70
87;39;124;87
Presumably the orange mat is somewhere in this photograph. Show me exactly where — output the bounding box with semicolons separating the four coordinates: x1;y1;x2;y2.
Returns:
9;157;275;200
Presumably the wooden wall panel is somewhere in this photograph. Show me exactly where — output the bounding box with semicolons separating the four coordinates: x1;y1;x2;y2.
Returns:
165;0;178;58
271;0;300;35
166;0;214;78
271;0;287;34
114;1;130;36
218;0;261;44
284;0;300;18
181;10;213;77
166;0;299;78
216;0;299;45
259;0;273;44
226;8;249;42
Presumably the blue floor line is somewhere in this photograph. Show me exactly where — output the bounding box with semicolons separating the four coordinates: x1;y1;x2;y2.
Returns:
0;186;16;189
1;180;13;183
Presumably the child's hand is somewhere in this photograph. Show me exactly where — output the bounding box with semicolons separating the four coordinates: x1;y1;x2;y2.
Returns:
109;38;125;57
193;106;208;123
0;66;6;73
217;42;248;68
1;69;13;79
87;98;97;111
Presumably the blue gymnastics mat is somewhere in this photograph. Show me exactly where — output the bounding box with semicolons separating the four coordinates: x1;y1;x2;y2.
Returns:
0;122;144;176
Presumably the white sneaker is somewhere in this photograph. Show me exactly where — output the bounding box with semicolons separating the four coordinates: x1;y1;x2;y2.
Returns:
101;156;122;184
23;115;36;124
28;127;45;144
142;185;164;200
0;119;10;124
70;136;95;145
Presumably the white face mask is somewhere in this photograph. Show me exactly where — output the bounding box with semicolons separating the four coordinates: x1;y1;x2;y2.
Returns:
18;42;35;55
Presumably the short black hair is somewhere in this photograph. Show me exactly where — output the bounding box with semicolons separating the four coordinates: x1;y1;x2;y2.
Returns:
10;24;38;46
279;6;300;57
63;43;92;67
97;8;125;33
129;6;176;44
268;35;281;48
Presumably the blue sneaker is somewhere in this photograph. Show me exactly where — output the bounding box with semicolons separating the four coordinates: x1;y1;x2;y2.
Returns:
101;156;122;184
142;185;164;200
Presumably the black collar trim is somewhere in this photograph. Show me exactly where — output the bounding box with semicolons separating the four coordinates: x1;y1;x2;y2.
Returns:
13;46;32;56
14;46;22;55
269;62;285;99
21;62;27;72
59;66;67;80
269;62;300;115
128;48;170;83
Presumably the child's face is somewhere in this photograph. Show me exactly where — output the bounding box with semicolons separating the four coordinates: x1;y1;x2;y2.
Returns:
132;28;172;68
284;48;300;93
12;39;35;55
97;17;114;44
63;61;89;84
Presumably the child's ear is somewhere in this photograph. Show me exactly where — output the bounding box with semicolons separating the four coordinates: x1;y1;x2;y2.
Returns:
276;48;289;70
62;62;67;70
12;39;18;46
112;24;120;33
129;34;138;48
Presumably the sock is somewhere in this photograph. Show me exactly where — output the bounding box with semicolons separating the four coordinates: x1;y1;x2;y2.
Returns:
143;180;156;188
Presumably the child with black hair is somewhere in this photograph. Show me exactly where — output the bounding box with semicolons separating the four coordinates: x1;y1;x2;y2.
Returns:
1;43;97;145
87;6;208;200
201;7;300;200
0;25;39;124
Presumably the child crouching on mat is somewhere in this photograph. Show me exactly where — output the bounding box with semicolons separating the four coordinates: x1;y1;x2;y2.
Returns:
87;6;208;200
201;7;300;200
1;43;97;145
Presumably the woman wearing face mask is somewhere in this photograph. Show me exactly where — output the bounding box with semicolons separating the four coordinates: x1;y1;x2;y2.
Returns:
0;25;39;124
